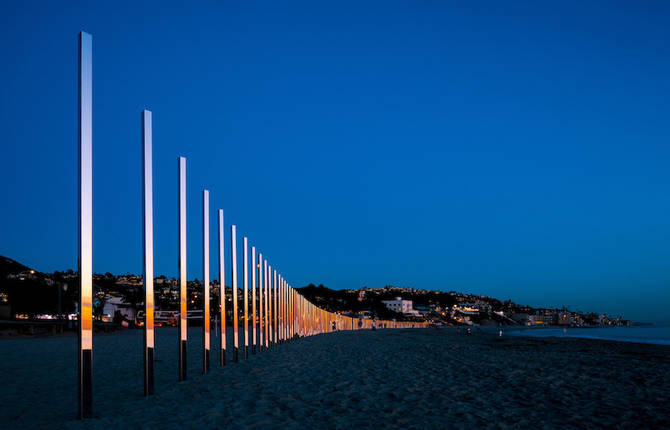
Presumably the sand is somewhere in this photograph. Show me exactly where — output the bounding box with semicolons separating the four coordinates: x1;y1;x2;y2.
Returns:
1;327;669;429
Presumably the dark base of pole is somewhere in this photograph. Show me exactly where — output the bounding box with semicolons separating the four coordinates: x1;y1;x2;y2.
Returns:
233;347;238;362
220;348;226;366
244;346;248;358
179;340;187;381
203;348;210;374
145;347;154;396
78;348;92;419
252;345;256;354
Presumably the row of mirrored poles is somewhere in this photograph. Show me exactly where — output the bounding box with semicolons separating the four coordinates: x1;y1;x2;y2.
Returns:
77;31;427;419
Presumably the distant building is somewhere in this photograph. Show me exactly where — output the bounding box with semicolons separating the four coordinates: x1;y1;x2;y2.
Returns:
357;290;366;302
102;296;135;322
382;297;420;316
557;312;573;326
414;305;431;316
529;313;557;325
455;303;484;316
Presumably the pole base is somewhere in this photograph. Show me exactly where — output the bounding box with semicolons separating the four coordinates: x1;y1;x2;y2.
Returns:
78;348;93;419
145;347;154;396
179;340;187;381
203;348;210;374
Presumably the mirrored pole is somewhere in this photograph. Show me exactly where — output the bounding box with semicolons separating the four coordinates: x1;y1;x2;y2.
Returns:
258;253;264;351
231;225;239;362
279;277;283;343
243;237;249;359
251;247;257;354
78;30;93;419
283;279;287;341
142;109;155;396
280;277;284;343
277;276;281;343
268;265;273;346
282;280;288;342
218;210;226;366
202;190;210;373
264;260;269;349
289;286;293;339
292;286;295;338
178;156;187;381
273;269;278;346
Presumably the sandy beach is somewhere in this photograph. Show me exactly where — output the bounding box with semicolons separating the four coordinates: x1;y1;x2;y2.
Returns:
1;327;669;429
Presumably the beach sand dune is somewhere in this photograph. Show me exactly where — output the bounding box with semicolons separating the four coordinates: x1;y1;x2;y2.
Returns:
1;328;669;429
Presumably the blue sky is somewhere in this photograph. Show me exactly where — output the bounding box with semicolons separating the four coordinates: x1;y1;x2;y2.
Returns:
1;1;669;323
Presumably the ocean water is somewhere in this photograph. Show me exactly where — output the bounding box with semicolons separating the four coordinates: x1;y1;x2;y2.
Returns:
507;325;670;345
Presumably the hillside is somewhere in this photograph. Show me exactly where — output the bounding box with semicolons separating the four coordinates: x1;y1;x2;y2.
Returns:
0;255;32;278
0;256;630;326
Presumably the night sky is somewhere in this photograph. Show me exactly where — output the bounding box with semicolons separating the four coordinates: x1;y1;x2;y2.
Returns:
2;1;669;323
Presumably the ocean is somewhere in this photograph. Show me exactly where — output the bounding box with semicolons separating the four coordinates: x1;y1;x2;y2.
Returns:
507;325;670;345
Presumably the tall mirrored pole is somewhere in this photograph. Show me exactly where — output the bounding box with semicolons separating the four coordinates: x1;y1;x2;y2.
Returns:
243;237;249;358
251;247;257;354
278;276;283;343
142;109;155;396
274;269;278;346
268;265;273;346
231;225;239;362
78;31;93;419
218;210;226;365
263;260;270;349
282;279;286;341
277;276;281;343
291;286;294;338
178;156;187;381
202;190;210;374
258;253;264;351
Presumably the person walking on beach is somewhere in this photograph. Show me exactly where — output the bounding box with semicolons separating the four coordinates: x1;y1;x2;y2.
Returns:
372;320;377;330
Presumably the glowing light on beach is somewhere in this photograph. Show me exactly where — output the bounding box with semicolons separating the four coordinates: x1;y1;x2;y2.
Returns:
66;30;430;423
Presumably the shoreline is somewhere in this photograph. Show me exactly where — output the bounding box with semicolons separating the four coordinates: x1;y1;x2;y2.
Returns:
505;325;670;346
2;323;669;347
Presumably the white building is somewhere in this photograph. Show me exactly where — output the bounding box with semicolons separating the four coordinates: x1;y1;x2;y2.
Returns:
381;297;420;316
